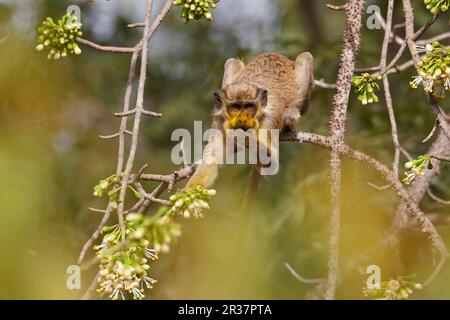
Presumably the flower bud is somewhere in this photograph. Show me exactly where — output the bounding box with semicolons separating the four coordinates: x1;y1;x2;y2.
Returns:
175;199;184;208
404;161;413;170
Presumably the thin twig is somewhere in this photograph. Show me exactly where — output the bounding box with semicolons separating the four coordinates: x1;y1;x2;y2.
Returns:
76;37;135;53
423;119;439;143
127;22;145;28
81;271;99;300
429;154;450;162
380;0;401;177
417;31;450;45
285;262;324;284
327;3;347;11
115;0;154;240
427;188;450;205
367;182;391;191
78;204;112;264
314;79;337;90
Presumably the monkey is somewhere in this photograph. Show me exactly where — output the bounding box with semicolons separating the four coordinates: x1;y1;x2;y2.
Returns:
185;52;314;191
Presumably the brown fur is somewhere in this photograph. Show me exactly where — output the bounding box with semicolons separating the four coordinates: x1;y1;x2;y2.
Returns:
212;52;314;132
186;52;314;189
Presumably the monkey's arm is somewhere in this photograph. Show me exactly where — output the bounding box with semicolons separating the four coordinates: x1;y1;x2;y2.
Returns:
185;134;223;189
222;58;245;89
295;52;315;116
186;58;245;189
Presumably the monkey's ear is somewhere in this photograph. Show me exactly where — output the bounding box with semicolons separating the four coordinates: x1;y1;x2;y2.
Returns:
256;88;268;107
214;90;225;110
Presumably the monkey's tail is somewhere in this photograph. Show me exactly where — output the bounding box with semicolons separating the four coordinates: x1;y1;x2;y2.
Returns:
229;166;261;269
240;166;261;214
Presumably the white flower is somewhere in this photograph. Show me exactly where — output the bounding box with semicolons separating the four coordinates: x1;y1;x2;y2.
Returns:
410;76;423;88
142;276;157;289
416;44;427;53
198;200;209;209
109;288;125;300
423;79;434;93
131;287;145;300
144;248;158;260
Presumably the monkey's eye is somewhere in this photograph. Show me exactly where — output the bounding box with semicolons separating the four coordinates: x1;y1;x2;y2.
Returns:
229;103;241;111
244;103;255;109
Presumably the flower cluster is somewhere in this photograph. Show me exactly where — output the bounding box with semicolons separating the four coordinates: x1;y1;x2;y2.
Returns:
363;276;422;300
423;0;449;14
173;0;220;23
95;213;180;300
352;73;383;105
93;174;141;208
402;155;433;185
410;42;450;99
36;13;83;60
168;186;216;219
127;211;181;253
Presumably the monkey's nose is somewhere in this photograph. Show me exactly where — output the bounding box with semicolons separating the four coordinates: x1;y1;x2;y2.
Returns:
235;124;250;131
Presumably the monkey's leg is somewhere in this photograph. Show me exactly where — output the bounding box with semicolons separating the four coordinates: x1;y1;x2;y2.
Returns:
294;52;315;116
222;58;245;89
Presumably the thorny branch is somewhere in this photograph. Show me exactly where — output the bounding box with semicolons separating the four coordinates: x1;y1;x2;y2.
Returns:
325;0;364;300
288;0;450;297
76;0;450;300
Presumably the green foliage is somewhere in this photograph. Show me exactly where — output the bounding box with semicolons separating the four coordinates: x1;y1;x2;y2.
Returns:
36;13;83;60
173;0;220;23
363;275;423;300
352;73;382;105
95;212;180;300
93;174;141;208
424;0;449;14
168;186;216;219
402;155;433;185
410;42;450;99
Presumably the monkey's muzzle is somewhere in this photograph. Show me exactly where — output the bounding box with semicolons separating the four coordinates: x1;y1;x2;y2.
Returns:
228;111;256;131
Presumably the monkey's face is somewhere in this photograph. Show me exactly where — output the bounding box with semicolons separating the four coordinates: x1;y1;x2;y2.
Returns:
214;84;268;131
225;102;258;130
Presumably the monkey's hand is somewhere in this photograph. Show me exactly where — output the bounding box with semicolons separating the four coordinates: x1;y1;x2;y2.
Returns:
185;163;219;190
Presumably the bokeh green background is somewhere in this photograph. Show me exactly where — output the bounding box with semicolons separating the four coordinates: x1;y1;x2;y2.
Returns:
0;0;449;299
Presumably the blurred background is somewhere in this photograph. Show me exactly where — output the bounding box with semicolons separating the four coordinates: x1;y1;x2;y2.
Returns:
0;0;449;299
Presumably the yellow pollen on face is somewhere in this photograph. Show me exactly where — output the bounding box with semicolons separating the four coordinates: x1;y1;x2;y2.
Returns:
228;110;255;128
